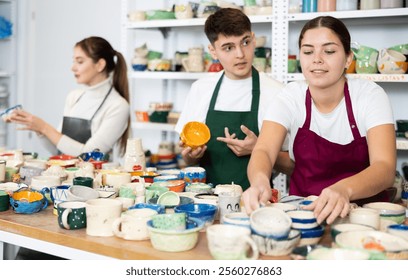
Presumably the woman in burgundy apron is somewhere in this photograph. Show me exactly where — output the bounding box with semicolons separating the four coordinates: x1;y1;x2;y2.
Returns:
243;16;396;224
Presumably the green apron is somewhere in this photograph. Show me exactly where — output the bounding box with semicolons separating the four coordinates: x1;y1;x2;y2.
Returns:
201;67;260;190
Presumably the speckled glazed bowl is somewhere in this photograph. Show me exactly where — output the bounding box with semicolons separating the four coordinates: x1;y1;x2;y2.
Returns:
146;217;204;252
10;188;48;214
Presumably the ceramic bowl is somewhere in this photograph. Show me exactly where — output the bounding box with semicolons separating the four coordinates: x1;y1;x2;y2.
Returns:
251;229;301;256
181;166;206;183
363;202;406;224
153;175;178;182
47;154;78;167
298;225;325;246
267;202;298;212
335;230;408;260
0;190;9;211
153;180;185;192
131;171;159;183
132;64;147;71
145;10;176;20
67;185;99;202
148;196;194;212
290;244;323;260
146;217;204;252
97;189;117;199
10;188;48;214
128;202;165;214
180;121;211;149
377;60;408;74
387;224;408;241
174;203;217;228
307;247;371;260
213;183;243;195
185;183;213;194
331;223;373;240
157;191;180;206
223;212;250;229
287;210;319;230
79;149;109;162
250;207;292;239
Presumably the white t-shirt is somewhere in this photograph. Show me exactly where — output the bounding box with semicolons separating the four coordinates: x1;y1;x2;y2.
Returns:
265;77;394;161
175;71;284;136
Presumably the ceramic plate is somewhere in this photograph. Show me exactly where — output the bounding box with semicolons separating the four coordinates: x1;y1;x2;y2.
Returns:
336;230;408;252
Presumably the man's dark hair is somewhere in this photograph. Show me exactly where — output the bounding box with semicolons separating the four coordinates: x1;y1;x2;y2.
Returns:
204;8;252;45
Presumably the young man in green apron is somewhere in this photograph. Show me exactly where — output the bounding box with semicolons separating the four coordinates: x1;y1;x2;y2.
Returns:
175;8;291;191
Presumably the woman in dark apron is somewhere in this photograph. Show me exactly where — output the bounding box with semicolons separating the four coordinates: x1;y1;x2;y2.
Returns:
9;36;130;157
243;16;396;225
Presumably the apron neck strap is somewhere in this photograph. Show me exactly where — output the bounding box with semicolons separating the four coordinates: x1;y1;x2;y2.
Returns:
90;85;113;121
209;67;260;111
304;82;361;140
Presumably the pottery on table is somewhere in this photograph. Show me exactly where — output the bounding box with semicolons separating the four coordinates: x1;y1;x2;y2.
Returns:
363;202;406;224
250;207;292;239
174;203;217;229
287;209;319;230
307;247;370;260
252;229;301;257
335;230;408;259
10;187;48;214
147;217;204;252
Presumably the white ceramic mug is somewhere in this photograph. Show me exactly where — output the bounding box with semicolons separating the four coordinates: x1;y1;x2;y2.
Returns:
112;208;157;240
206;224;259;260
85;198;123;237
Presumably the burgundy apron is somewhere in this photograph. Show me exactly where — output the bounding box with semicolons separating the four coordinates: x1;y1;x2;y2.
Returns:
290;82;387;205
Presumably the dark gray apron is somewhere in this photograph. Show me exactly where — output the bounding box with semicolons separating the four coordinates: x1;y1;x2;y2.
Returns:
61;86;113;144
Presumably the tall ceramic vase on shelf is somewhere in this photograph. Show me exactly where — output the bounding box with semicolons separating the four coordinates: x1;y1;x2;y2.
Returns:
123;138;146;172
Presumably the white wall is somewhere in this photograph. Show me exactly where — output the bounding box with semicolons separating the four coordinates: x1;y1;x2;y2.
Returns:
16;0;121;158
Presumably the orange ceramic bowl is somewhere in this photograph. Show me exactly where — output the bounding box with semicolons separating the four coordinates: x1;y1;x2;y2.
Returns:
166;180;186;192
180;121;211;149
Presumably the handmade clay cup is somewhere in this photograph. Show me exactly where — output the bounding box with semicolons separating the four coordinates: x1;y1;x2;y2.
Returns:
206;224;259;260
151;212;186;231
57;201;87;230
72;176;93;188
112;208;157;240
85;198;123;237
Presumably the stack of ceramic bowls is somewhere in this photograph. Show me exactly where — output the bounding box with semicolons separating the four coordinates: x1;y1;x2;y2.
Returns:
250;207;300;256
287;209;324;246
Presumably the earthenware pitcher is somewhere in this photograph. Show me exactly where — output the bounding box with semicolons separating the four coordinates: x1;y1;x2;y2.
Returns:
181;47;204;72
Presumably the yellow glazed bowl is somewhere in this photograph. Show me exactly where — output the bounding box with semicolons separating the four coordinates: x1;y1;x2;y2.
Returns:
180;121;211;149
